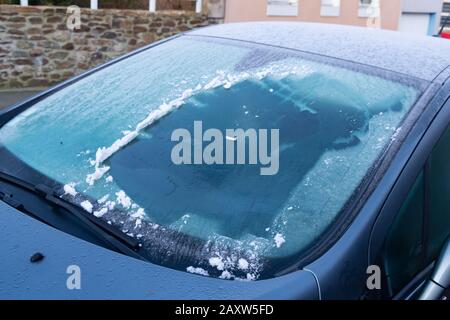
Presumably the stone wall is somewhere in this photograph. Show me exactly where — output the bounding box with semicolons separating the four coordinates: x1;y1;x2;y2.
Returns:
0;5;209;89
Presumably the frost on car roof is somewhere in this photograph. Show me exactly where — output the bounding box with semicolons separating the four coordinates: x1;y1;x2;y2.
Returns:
0;35;420;280
189;22;450;82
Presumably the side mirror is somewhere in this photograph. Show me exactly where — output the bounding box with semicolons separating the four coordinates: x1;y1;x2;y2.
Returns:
419;237;450;300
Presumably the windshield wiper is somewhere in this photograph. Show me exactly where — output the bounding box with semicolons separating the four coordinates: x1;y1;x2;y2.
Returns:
0;170;148;262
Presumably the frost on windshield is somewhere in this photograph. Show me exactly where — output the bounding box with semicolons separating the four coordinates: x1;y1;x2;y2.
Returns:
0;36;419;280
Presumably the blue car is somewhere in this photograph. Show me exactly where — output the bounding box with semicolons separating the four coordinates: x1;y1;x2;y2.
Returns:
0;22;449;300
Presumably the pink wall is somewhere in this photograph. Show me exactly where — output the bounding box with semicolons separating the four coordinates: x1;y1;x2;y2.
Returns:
225;0;401;30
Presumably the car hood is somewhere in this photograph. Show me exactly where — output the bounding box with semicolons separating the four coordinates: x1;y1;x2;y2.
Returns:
0;200;318;300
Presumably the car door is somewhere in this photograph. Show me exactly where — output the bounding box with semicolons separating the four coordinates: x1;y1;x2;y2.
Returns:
369;89;450;300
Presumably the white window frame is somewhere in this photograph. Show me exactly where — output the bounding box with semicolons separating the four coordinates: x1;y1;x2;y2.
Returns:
267;0;299;17
359;0;380;18
150;0;202;13
320;0;340;17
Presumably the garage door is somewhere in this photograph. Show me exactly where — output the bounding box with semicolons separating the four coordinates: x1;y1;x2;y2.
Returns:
398;13;432;36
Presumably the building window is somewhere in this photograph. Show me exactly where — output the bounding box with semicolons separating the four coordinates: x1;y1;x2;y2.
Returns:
321;0;340;17
359;0;380;18
267;0;299;17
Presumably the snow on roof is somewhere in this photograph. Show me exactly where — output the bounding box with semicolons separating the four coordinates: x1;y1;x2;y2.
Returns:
188;22;450;82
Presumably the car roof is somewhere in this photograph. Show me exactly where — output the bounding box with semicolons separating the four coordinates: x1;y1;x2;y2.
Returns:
188;22;450;83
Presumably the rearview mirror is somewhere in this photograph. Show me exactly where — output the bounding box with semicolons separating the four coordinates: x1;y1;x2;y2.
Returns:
419;237;450;300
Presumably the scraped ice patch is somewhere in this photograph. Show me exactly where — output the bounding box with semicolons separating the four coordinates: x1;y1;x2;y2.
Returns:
274;233;286;248
135;219;142;228
86;166;110;186
131;208;145;219
203;70;226;90
63;183;78;197
136;89;194;131
93;131;139;167
209;256;225;271
105;176;113;183
78;150;91;156
246;273;256;281
234;273;258;282
186;266;209;276
80;200;93;213
83;65;312;188
93;207;108;218
116;190;132;209
98;194;109;204
83;65;316;187
238;258;249;270
391;127;402;142
181;214;190;224
85;88;197;186
219;271;233;280
105;200;115;210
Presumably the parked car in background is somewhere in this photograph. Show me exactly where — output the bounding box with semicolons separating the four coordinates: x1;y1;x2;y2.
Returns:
0;22;449;300
439;10;450;38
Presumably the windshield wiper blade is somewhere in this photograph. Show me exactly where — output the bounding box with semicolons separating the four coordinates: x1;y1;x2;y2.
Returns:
0;170;148;262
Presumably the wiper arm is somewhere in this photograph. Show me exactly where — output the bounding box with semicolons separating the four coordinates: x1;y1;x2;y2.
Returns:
0;170;148;262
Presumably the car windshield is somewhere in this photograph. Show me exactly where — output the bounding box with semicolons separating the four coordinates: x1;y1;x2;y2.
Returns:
0;35;421;280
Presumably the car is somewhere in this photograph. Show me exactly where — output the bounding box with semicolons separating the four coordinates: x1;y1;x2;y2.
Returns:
440;14;450;39
0;22;449;300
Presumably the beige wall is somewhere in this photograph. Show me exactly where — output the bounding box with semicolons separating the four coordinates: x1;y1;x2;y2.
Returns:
225;0;402;30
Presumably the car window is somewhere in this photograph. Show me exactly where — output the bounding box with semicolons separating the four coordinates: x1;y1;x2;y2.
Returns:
0;35;421;280
382;120;450;296
428;123;450;262
383;171;426;296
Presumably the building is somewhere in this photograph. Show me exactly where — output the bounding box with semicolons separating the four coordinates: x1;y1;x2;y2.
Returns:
212;0;444;36
442;0;450;32
398;0;445;35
